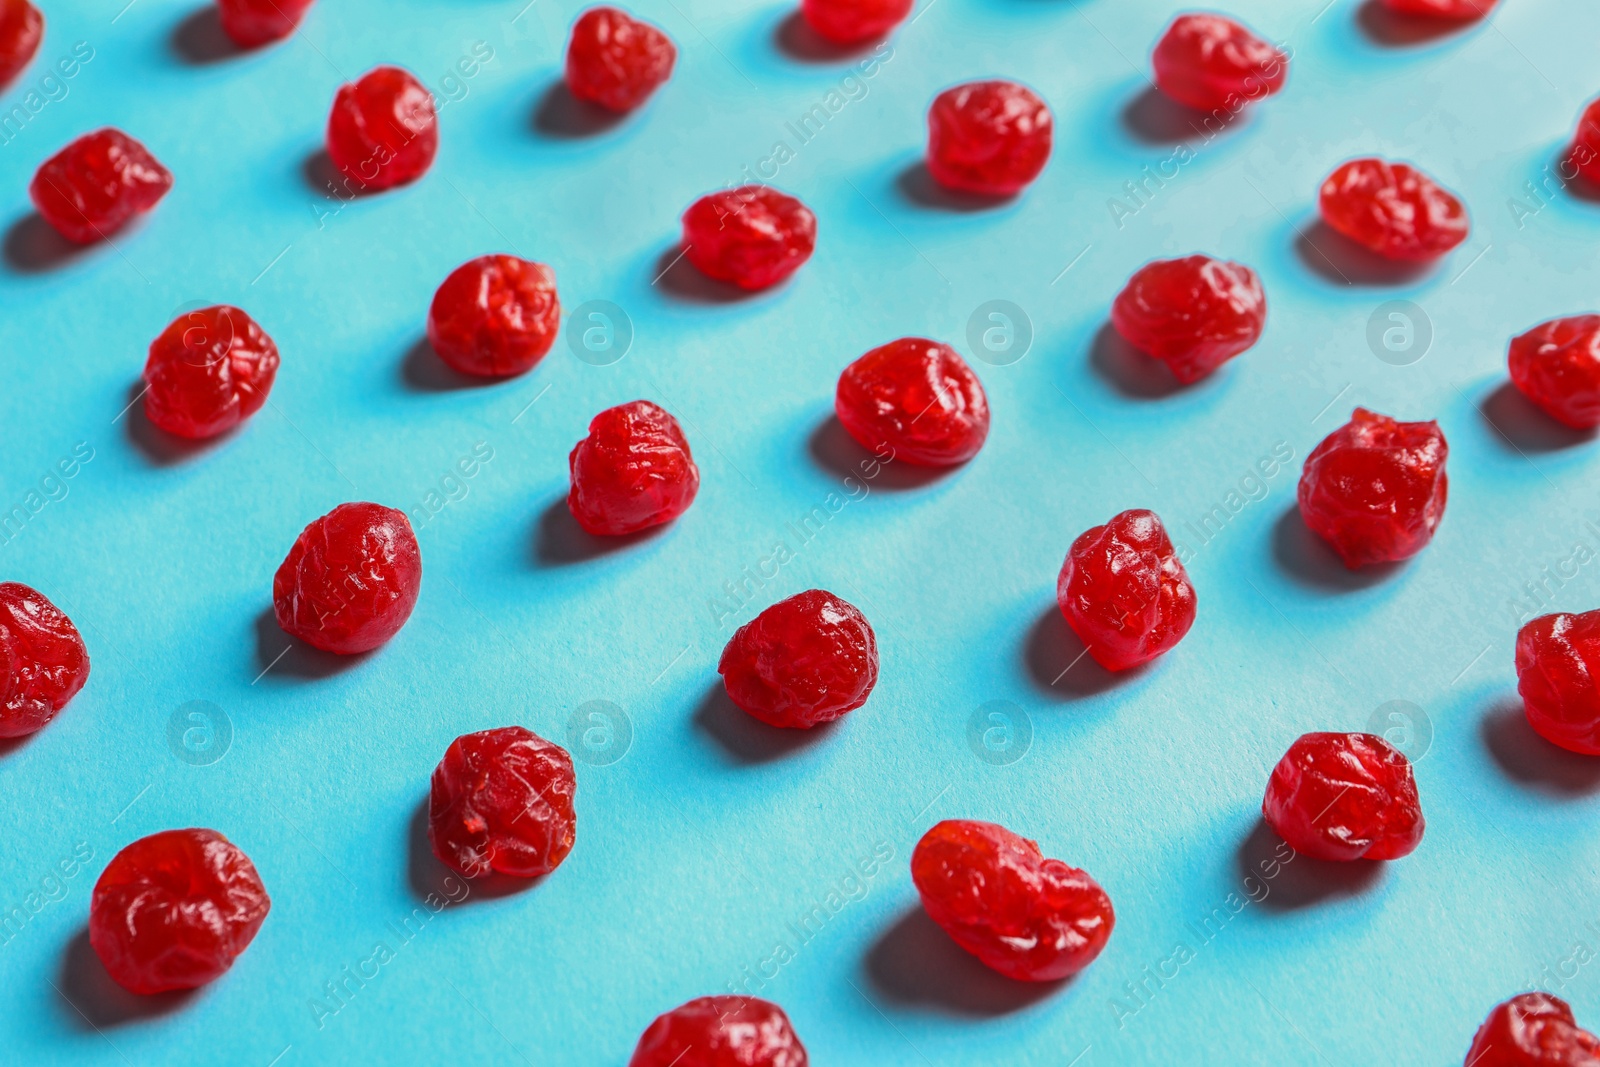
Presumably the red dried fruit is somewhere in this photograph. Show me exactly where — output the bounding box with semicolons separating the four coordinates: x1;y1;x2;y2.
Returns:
1516;611;1600;756
1570;100;1600;186
216;0;314;47
89;829;270;995
1508;315;1600;430
272;502;422;655
1298;408;1448;568
835;337;989;466
1465;993;1600;1067
426;255;560;378
1263;732;1424;861
631;996;808;1067
567;400;699;536
926;80;1052;197
429;726;576;879
1110;254;1266;384
30;128;173;244
681;185;816;291
1381;0;1497;17
144;305;279;440
565;6;676;112
801;0;911;45
1319;158;1469;261
0;582;88;739
1151;13;1288;113
0;0;42;87
912;819;1114;982
718;590;878;729
326;66;437;191
1057;509;1195;672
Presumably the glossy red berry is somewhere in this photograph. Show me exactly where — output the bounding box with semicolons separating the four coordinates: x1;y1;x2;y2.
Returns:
926;80;1052;197
1110;254;1266;384
144;306;279;440
1319;158;1469;261
426;255;560;378
429;726;576;879
718;590;878;729
1057;509;1195;672
835;337;989;466
1569;101;1600;186
912;819;1114;982
565;7;676;112
217;0;314;46
0;582;88;739
89;829;270;995
1465;993;1600;1067
801;0;911;45
1298;408;1448;568
272;502;422;655
1508;315;1600;430
681;185;816;291
30;128;173;244
1516;611;1600;756
1381;0;1497;17
568;401;699;536
326;66;437;191
1263;732;1423;862
630;996;809;1067
0;0;42;88
1151;13;1287;113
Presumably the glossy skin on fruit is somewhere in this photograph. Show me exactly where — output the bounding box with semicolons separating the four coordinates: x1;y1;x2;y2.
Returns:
801;0;912;45
1570;101;1600;185
1516;612;1600;756
89;829;270;995
1508;315;1600;430
0;582;88;739
567;401;699;536
912;820;1114;982
718;590;878;729
681;186;816;291
429;727;577;879
1057;510;1196;672
1319;158;1469;261
326;66;437;191
1381;0;1498;17
427;255;561;377
566;7;676;112
217;0;314;47
1263;732;1424;861
1297;408;1448;568
1465;993;1600;1067
835;338;989;466
272;502;422;655
926;80;1052;197
30;128;173;244
1150;13;1287;113
0;0;42;88
1110;255;1266;384
144;305;279;439
630;996;809;1067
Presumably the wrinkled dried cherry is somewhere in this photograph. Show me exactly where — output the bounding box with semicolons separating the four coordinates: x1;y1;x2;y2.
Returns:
1263;732;1424;861
630;995;809;1067
326;66;437;191
0;582;88;739
1517;610;1600;756
1151;13;1287;113
1111;254;1266;383
1319;158;1468;261
566;6;676;112
1508;315;1600;430
0;0;42;87
430;726;576;879
835;337;989;466
801;0;910;45
1057;509;1195;672
273;502;422;654
1570;101;1600;186
427;255;560;378
681;185;816;291
144;305;279;439
217;0;314;46
926;80;1052;197
1465;992;1600;1067
718;590;878;729
31;128;173;244
568;400;699;536
1382;0;1497;17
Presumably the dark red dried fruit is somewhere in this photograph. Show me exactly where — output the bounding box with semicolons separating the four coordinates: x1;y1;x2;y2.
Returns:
30;128;173;244
217;0;314;47
1465;993;1600;1067
1110;254;1266;384
273;502;422;655
1382;0;1497;17
801;0;911;44
718;590;878;729
566;6;676;112
1057;509;1195;672
326;66;437;191
1570;100;1600;186
681;185;816;291
567;400;699;536
1517;611;1600;756
0;582;88;739
1319;158;1469;261
835;337;989;466
1508;315;1600;430
912;819;1114;982
630;996;809;1067
0;0;42;87
429;726;576;879
1263;732;1423;862
426;255;560;378
89;829;270;995
1298;408;1448;568
926;80;1052;197
144;305;279;439
1151;12;1287;113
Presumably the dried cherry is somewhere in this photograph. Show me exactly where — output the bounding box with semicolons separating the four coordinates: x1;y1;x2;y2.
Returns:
1465;993;1600;1067
1319;158;1468;261
326;66;437;191
926;80;1052;197
681;186;816;291
1110;254;1266;383
427;255;560;378
1057;509;1195;671
217;0;314;46
430;726;576;879
835;337;989;466
0;582;88;739
272;502;422;654
718;590;878;729
567;400;699;536
30;128;173;244
630;996;808;1067
1508;315;1600;430
1151;13;1287;113
1263;732;1424;861
0;0;42;88
1517;610;1600;756
144;305;279;439
566;7;676;112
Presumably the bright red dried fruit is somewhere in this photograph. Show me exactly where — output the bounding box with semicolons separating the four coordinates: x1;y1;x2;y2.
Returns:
1516;611;1600;756
568;401;699;536
681;185;816;291
326;66;437;192
0;0;42;88
426;255;560;378
1465;993;1600;1067
835;337;989;466
566;6;676;112
1263;732;1424;862
30;128;173;244
217;0;314;47
89;829;270;995
718;590;878;729
1382;0;1497;17
926;80;1052;197
273;502;422;655
1570;100;1600;186
144;305;279;440
1319;158;1469;261
1110;254;1266;384
1298;408;1448;568
801;0;911;45
1057;509;1195;672
1508;315;1600;430
630;996;809;1067
1151;12;1287;113
0;582;88;739
912;819;1114;982
429;726;576;879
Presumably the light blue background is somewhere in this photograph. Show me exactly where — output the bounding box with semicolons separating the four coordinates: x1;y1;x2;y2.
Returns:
0;0;1597;1063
